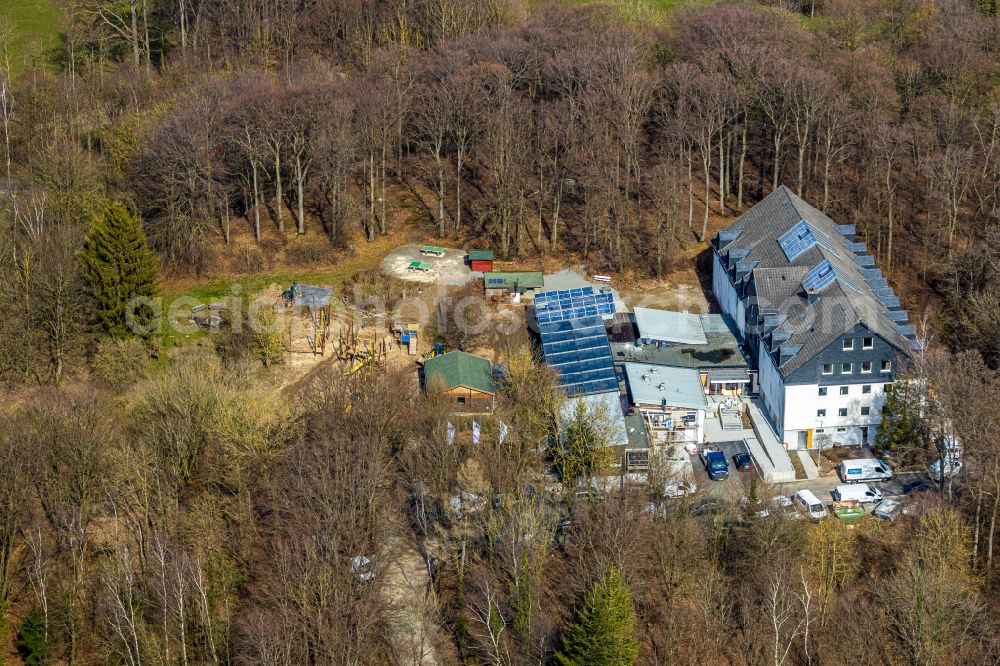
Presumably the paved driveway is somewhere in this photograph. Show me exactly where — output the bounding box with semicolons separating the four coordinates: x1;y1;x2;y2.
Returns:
692;440;762;499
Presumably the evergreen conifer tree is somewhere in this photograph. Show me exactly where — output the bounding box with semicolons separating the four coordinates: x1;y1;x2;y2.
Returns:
874;383;920;454
556;566;639;666
78;201;158;335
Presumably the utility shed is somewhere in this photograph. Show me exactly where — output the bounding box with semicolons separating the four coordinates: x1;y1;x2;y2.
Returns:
469;249;494;273
624;363;708;443
423;351;495;412
483;271;544;297
633;308;708;345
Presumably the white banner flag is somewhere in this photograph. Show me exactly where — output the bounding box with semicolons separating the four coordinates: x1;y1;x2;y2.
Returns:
447;421;456;445
498;420;509;445
472;420;481;446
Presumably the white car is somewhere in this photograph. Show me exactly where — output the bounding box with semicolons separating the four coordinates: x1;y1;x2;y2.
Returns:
928;458;963;481
793;489;828;522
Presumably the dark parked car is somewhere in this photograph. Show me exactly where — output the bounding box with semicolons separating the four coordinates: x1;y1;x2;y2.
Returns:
903;480;934;495
733;453;754;471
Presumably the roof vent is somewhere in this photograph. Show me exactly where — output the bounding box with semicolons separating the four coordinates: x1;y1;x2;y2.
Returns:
657;383;666;390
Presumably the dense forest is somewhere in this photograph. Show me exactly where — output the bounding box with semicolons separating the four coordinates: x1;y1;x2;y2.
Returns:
1;0;1000;664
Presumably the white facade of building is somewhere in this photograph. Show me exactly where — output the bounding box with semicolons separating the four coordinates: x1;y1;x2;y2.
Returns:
712;253;744;338
757;339;889;449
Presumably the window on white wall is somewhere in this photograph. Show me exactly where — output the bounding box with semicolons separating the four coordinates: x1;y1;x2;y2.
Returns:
861;406;871;416
817;409;827;417
836;427;847;433
838;408;848;417
863;337;874;349
862;385;872;394
840;386;849;395
843;339;854;350
818;387;827;396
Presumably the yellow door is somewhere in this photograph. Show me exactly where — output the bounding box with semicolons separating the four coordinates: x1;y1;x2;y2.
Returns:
806;429;814;449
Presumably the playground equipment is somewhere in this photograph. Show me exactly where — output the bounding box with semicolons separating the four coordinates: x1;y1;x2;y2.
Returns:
336;321;388;377
391;323;421;355
421;341;446;362
283;282;333;355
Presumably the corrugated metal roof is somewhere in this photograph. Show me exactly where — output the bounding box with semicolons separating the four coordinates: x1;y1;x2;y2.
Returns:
624;363;708;411
708;368;751;383
633;308;708;344
468;249;493;261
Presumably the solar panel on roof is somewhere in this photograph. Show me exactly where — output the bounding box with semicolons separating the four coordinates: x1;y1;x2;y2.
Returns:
777;219;818;261
802;259;836;291
534;286;615;324
539;316;617;396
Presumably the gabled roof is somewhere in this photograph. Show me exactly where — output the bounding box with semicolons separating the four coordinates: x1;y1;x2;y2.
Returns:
469;249;494;261
424;351;494;395
717;186;915;377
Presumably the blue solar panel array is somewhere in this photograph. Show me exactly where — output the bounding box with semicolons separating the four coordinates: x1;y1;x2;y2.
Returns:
802;259;865;295
777;219;817;261
539;316;618;396
802;259;836;292
535;286;615;325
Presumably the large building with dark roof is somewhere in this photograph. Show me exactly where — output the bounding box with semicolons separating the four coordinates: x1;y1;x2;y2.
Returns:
712;186;920;449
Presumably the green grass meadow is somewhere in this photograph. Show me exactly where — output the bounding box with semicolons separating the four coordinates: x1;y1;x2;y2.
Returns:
1;0;62;76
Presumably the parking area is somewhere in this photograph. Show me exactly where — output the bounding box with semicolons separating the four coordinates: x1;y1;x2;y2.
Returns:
381;244;472;285
691;440;761;498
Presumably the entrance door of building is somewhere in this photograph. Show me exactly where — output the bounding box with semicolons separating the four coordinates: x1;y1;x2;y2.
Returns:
798;430;809;449
861;427;869;445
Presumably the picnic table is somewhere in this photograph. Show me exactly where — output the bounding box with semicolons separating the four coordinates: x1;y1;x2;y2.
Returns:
408;261;433;272
420;245;446;256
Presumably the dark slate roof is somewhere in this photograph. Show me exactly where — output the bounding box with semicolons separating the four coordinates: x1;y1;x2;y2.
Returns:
424;351;495;395
716;186;914;377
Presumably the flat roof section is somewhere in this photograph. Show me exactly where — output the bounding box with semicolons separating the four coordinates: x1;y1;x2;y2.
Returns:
633;308;708;345
614;314;747;371
624;363;708;412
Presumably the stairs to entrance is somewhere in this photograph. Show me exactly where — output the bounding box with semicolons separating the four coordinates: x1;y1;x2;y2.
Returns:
720;407;743;431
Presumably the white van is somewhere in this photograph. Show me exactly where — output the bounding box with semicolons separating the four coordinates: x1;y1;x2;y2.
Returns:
793;489;828;522
839;458;893;484
834;483;882;504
